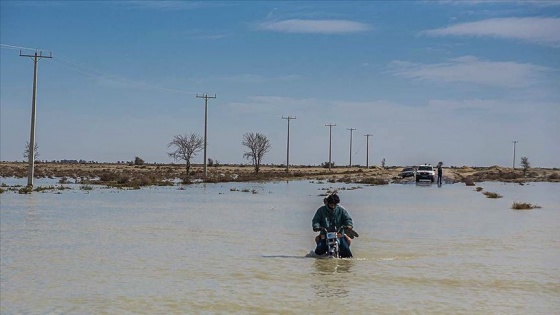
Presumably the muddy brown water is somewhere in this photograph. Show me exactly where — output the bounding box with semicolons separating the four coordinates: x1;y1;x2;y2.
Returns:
1;179;559;314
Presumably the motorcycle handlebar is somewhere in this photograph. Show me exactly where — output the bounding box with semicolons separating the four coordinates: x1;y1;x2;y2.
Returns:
315;226;349;233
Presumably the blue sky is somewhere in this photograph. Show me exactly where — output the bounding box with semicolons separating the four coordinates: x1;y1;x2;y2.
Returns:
1;1;559;167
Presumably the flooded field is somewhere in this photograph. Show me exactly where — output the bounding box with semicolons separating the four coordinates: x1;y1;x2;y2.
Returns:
1;179;559;314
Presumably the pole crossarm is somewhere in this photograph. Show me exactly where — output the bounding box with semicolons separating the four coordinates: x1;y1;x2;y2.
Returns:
19;50;53;60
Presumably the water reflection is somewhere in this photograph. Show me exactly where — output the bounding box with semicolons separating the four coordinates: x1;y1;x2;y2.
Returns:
313;258;353;274
415;181;433;187
310;258;354;299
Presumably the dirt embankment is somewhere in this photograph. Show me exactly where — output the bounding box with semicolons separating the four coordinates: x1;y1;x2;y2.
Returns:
0;162;558;188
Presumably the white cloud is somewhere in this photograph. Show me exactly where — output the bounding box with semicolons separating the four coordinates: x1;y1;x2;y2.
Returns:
388;56;549;88
259;19;371;34
421;17;560;46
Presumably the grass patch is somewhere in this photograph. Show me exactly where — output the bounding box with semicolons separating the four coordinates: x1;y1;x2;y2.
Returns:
34;185;56;192
483;191;502;199
355;177;389;186
18;186;33;194
80;184;94;191
475;187;483;192
512;202;541;210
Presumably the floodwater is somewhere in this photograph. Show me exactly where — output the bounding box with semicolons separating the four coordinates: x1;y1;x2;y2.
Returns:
1;179;559;314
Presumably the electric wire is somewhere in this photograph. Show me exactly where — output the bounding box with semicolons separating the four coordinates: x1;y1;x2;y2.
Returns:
2;43;196;95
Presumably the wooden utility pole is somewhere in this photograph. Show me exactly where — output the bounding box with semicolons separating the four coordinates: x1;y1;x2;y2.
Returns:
20;50;52;187
196;93;216;178
512;140;518;169
282;116;296;173
347;128;356;167
325;124;336;171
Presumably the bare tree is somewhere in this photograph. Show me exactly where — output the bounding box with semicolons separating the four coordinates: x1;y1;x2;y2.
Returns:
242;132;271;173
520;156;530;176
134;156;145;165
23;141;39;162
167;134;204;174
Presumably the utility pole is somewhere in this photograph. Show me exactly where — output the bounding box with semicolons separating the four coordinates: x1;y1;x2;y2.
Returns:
365;134;373;168
20;50;52;187
512;140;518;169
347;128;356;167
325;124;336;171
282;116;296;173
196;93;216;178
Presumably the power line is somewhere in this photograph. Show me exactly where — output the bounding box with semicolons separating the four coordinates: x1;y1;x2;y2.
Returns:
3;44;195;95
353;137;366;155
53;53;195;94
1;43;43;51
365;134;373;168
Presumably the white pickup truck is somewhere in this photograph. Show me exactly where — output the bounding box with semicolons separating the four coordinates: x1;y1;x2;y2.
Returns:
416;164;435;182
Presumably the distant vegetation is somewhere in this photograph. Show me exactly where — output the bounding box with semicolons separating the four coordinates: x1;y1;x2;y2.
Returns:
511;202;541;210
1;162;559;194
167;133;204;175
520;156;530;176
134;157;145;165
23;141;39;162
242;132;271;174
483;191;502;199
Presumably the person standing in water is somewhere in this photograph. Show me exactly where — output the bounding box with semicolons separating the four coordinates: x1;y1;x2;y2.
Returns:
437;162;443;185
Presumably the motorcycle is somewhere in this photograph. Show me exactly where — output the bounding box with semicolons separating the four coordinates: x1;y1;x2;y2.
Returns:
325;226;342;258
314;226;359;259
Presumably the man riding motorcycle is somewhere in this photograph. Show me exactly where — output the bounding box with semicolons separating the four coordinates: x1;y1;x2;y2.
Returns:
312;193;355;258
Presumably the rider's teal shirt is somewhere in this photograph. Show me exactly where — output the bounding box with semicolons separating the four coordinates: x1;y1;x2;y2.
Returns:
312;205;353;234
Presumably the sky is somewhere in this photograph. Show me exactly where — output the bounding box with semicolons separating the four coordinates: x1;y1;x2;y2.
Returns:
1;1;559;168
